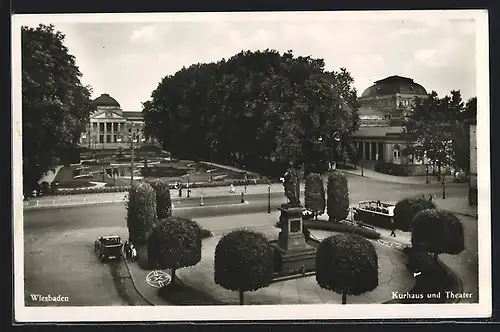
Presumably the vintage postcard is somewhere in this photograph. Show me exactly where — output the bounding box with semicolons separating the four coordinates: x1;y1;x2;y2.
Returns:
12;10;491;322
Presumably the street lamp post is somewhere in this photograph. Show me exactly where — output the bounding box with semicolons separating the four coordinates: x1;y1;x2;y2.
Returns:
117;132;145;187
210;139;217;182
267;183;271;214
318;131;341;171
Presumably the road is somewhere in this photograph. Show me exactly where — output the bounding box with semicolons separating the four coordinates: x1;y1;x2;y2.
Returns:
22;175;471;306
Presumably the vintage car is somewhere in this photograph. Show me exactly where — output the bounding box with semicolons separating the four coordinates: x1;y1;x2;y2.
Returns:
353;200;395;229
94;236;123;262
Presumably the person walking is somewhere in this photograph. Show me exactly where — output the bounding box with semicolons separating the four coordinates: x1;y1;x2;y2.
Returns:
390;219;397;237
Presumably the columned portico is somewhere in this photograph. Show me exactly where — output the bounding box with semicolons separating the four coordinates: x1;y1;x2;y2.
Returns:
79;93;157;149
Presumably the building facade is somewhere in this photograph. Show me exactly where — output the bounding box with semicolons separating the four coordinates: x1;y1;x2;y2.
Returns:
349;75;430;174
79;93;154;149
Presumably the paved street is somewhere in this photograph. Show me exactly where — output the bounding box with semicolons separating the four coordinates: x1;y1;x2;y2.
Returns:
22;174;474;306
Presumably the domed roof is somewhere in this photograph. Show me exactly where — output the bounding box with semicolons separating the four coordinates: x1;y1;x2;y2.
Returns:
361;75;428;98
92;93;120;108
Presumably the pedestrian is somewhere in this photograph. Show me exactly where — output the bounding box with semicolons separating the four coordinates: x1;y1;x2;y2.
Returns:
130;243;137;261
429;194;433;202
229;184;235;193
390;219;396;237
124;241;129;259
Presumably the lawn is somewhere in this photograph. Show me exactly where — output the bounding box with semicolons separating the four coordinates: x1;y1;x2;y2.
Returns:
52;156;255;190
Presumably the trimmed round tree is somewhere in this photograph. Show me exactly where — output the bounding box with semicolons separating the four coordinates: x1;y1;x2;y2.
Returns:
305;173;326;220
411;209;465;260
393;197;437;231
148;216;201;285
214;229;274;305
126;181;157;246
316;233;379;304
326;170;350;222
148;179;172;219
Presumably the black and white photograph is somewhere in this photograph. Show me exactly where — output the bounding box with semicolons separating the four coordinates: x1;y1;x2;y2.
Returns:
12;10;491;322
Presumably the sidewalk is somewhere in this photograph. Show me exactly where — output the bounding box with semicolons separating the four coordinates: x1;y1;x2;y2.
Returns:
432;196;478;218
341;167;457;185
22;183;286;210
125;213;414;305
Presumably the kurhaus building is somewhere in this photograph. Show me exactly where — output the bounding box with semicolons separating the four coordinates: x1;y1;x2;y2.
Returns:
79;93;154;149
349;75;430;175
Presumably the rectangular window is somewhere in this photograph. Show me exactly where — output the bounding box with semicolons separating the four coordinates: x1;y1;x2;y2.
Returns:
106;123;112;131
99;123;104;132
113;135;118;143
106;135;111;143
99;135;104;143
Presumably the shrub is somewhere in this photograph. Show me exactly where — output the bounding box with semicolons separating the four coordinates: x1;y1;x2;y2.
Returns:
374;162;411;176
148;179;172;219
40;181;51;195
326;171;350;222
147;216;201;285
200;228;213;239
411;209;465;259
393;197;436;232
303;219;381;239
50;181;58;194
126;182;157;247
214;229;274;305
304;173;325;219
316;233;378;304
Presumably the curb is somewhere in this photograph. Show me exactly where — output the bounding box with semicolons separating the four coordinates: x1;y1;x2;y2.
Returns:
442;209;477;218
23;200;125;210
121;255;154;306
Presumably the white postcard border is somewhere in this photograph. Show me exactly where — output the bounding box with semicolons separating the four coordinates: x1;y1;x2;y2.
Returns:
12;10;491;322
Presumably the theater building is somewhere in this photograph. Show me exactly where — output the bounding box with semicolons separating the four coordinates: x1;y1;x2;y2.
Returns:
79;93;155;149
349;75;431;175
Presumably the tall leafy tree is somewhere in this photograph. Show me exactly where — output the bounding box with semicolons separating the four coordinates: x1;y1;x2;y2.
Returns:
143;50;359;174
403;91;463;175
22;24;94;192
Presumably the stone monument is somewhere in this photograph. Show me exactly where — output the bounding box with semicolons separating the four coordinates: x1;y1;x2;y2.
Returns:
273;167;316;275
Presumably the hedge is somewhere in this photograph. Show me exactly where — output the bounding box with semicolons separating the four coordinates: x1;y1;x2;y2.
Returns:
316;233;379;304
49;178;280;196
393;197;436;232
374;162;411;176
304;173;325;219
303;219;381;240
200;228;213;239
411;209;465;257
326;170;350;222
214;229;274;305
126;182;157;247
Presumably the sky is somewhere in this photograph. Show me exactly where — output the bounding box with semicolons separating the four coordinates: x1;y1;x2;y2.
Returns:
15;11;483;111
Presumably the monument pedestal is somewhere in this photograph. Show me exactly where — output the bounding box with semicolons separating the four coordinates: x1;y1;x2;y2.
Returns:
272;205;316;275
